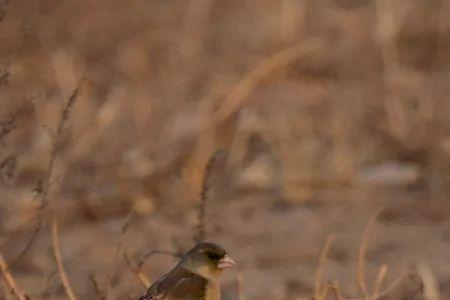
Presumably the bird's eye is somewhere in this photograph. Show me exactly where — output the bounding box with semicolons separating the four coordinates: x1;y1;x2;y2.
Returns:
207;252;221;260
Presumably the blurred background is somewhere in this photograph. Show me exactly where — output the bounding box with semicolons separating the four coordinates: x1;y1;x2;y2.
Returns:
1;0;450;299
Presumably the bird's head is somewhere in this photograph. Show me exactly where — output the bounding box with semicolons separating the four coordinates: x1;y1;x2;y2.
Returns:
180;242;236;280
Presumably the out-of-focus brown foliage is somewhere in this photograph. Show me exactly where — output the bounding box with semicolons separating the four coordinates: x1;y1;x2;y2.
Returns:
1;0;450;299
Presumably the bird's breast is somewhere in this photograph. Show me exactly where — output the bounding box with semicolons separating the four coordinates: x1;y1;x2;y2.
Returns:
205;281;220;300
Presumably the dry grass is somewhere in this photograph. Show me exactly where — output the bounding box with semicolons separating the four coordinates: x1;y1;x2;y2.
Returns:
313;211;414;300
0;252;28;300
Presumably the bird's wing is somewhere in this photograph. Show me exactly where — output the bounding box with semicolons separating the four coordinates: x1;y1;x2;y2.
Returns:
139;267;208;300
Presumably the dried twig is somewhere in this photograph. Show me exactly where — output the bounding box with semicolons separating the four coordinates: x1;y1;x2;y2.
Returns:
314;235;336;300
330;281;346;300
417;262;441;300
0;155;16;185
51;219;79;300
88;275;107;300
47;86;80;300
0;252;28;300
123;251;151;288
104;208;135;298
47;86;79;206
310;208;407;300
372;264;387;297
357;209;383;300
1;279;12;300
39;271;58;300
0;114;16;142
372;273;408;300
14;86;80;265
137;250;179;269
12;219;43;267
211;40;323;127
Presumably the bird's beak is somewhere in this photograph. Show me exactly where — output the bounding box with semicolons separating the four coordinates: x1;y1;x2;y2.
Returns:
217;255;236;269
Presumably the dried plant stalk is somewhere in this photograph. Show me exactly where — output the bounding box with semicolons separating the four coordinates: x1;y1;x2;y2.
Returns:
212;40;323;127
357;210;383;300
14;86;80;265
123;251;151;288
314;235;336;300
0;252;28;300
372;264;387;297
52;219;79;300
417;262;441;300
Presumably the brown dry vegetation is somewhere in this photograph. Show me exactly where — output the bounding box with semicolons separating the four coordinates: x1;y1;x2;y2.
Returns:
1;0;450;299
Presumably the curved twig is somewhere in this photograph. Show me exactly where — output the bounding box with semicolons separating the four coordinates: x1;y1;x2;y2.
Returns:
211;40;323;127
0;252;28;300
314;234;336;300
123;251;151;288
357;209;384;300
13;86;80;265
138;250;180;269
51;218;79;300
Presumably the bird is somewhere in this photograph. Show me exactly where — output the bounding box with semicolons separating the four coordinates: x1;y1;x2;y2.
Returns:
138;242;236;300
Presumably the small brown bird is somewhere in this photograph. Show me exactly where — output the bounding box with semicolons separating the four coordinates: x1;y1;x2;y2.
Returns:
138;242;236;300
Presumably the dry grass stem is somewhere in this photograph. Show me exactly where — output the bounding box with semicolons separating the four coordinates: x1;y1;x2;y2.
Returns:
12;218;43;268
123;251;151;288
138;250;179;269
51;219;79;300
104;208;136;298
417;262;441;300
372;273;408;300
0;114;16;141
357;209;384;300
212;40;323;127
0;252;28;300
372;264;387;297
88;275;107;300
14;85;80;265
330;281;346;300
314;235;336;300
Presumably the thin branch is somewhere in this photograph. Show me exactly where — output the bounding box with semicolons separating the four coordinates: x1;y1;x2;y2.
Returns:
0;252;28;300
211;40;323;127
137;250;179;269
51;219;79;300
39;271;58;300
330;281;346;300
88;275;107;300
417;262;441;300
0;114;16;142
372;264;387;298
314;235;336;300
11;216;43;268
372;273;408;300
45;86;79;206
123;251;150;288
104;208;135;298
357;209;383;300
2;278;13;300
13;85;80;265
